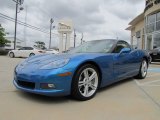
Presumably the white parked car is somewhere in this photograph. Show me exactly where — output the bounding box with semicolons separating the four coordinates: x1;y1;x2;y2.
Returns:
45;49;59;54
8;47;45;58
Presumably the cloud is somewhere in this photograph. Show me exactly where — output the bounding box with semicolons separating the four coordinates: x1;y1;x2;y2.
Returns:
0;0;145;47
0;0;15;8
102;0;145;20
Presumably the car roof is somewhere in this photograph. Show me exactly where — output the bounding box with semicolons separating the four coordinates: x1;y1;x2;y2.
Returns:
86;39;127;43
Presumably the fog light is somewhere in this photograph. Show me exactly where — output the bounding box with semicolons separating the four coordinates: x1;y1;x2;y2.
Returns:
48;84;54;88
40;83;55;89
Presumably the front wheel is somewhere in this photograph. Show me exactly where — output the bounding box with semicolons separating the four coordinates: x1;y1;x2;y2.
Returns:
9;52;14;58
71;64;100;101
135;59;148;79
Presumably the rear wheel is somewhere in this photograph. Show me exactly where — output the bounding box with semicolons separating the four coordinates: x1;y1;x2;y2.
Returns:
150;56;152;63
135;59;148;79
71;64;100;101
150;54;154;62
9;52;14;58
29;53;35;57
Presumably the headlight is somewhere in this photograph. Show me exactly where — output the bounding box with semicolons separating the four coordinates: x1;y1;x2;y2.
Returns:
40;59;70;69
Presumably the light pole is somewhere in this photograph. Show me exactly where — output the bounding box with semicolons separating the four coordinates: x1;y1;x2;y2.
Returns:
13;0;24;50
74;29;76;47
49;18;54;49
81;33;83;44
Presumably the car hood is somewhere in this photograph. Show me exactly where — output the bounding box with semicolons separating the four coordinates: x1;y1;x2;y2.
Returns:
17;53;110;71
17;54;69;70
26;53;74;64
22;53;106;65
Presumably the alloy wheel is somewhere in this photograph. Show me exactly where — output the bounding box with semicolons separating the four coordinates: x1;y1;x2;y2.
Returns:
141;60;147;77
78;68;98;97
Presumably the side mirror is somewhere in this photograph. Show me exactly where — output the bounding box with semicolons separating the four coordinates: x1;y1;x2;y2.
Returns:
119;48;131;55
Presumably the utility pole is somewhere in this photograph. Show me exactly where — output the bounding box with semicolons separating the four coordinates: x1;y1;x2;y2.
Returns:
13;0;24;49
81;33;83;44
49;18;54;49
74;29;76;47
14;1;18;50
24;5;27;47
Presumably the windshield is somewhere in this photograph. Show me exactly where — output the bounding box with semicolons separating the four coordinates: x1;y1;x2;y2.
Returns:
68;40;115;53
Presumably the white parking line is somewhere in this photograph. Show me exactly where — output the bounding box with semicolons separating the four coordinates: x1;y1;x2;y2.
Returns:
147;74;160;78
136;82;160;109
142;79;160;85
135;80;143;86
135;80;160;87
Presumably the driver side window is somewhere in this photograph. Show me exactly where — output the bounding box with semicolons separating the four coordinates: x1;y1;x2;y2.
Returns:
113;41;130;53
19;47;25;50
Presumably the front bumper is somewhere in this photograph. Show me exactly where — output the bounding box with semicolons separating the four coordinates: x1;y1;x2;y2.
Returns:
13;68;73;96
13;80;68;96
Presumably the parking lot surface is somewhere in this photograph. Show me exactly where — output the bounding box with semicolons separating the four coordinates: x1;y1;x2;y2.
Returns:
0;56;160;120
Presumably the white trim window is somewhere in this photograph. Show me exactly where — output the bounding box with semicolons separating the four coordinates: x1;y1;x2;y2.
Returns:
156;12;160;31
146;11;160;33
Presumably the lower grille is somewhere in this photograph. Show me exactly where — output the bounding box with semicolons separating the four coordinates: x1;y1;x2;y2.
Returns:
17;80;35;89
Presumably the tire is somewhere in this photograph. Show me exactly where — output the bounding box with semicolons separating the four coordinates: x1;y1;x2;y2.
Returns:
150;56;152;63
29;53;35;57
9;52;14;58
150;54;154;63
71;64;100;101
135;59;148;79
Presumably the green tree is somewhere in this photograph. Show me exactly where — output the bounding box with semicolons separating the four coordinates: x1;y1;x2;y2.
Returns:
0;24;8;47
34;41;46;49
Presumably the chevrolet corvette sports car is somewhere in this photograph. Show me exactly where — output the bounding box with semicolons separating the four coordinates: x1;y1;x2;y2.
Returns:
13;39;150;101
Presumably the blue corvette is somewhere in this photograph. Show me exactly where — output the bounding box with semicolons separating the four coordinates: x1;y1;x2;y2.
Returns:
14;39;150;101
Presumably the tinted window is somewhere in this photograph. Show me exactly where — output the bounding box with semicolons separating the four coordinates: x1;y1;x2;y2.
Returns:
113;41;130;53
19;47;26;50
26;47;33;50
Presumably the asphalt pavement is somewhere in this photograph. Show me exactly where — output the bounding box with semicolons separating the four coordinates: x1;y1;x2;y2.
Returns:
0;56;160;120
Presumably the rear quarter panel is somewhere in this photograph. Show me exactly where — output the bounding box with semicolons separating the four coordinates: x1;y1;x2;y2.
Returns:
136;49;150;65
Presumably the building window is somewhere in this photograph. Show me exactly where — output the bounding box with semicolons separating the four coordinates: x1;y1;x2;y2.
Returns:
146;24;155;33
156;21;160;30
147;14;155;24
146;12;160;33
156;12;160;31
153;33;160;48
136;31;141;38
157;12;160;21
